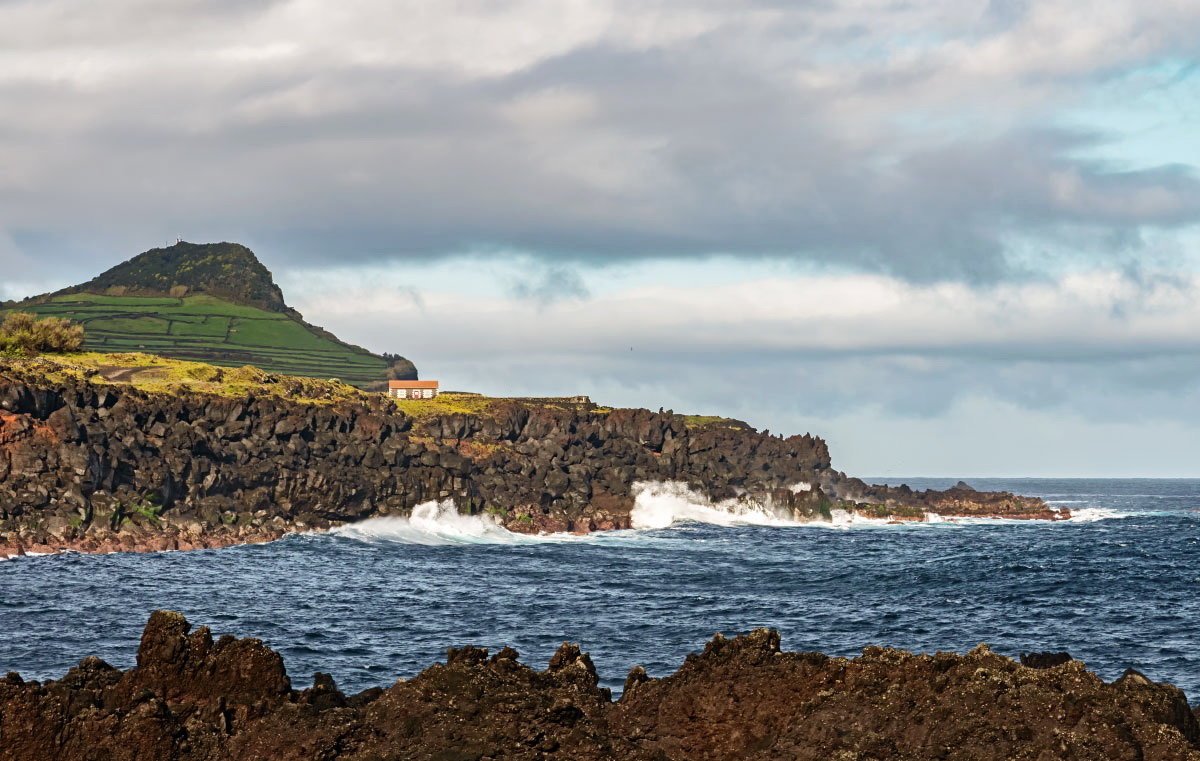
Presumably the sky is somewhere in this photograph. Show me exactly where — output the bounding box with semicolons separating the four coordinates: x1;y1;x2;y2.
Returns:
1;0;1199;477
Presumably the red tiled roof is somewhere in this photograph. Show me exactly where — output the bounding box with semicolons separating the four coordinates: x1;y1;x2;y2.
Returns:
388;380;439;389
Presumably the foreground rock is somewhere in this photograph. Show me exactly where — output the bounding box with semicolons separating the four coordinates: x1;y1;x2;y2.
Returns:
2;612;1197;760
0;362;1060;557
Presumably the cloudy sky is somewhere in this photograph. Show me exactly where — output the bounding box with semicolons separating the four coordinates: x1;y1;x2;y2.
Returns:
2;0;1199;476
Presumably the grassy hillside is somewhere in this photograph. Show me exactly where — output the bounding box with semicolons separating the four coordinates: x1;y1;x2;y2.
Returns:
12;292;390;387
4;242;416;388
1;353;568;415
2;352;370;404
56;241;287;311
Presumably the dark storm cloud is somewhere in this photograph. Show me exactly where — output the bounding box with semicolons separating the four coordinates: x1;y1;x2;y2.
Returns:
1;0;1198;283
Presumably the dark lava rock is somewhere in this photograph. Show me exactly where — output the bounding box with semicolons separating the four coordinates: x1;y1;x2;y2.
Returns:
0;365;1060;558
2;613;1199;760
1020;651;1075;669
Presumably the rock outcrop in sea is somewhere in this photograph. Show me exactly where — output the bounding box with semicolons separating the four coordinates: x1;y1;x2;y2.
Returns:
0;362;1059;557
2;612;1198;760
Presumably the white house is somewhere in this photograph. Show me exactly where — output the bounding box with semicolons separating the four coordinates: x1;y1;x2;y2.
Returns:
388;380;439;399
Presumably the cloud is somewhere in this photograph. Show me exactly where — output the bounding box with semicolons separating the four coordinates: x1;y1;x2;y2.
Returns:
0;227;53;300
0;0;1198;282
290;265;1200;418
508;264;590;306
311;268;1200;359
276;261;1200;475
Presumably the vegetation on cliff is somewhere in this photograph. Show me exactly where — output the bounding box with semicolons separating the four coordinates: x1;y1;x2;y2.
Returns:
9;352;370;405
3;611;1197;761
2;242;416;388
5;352;746;427
0;313;84;357
56;241;288;311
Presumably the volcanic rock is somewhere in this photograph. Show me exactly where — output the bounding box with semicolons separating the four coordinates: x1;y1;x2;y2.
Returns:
0;363;1061;557
1;613;1198;760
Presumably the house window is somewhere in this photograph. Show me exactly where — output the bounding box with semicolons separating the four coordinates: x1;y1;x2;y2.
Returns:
391;387;436;399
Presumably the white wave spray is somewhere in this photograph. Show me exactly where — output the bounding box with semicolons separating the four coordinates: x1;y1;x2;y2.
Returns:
825;508;901;528
917;507;1130;525
328;501;570;546
324;486;1133;546
1054;507;1131;523
629;481;805;529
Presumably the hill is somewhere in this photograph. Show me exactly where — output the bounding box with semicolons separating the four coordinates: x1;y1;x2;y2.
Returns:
2;241;416;388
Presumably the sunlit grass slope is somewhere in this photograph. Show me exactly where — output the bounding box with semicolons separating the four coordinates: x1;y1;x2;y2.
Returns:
13;293;389;387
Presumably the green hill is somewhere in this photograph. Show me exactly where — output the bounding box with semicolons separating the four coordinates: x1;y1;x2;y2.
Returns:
3;242;416;388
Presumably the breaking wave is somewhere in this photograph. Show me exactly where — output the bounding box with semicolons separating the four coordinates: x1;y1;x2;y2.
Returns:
322;483;1140;547
327;501;572;546
629;481;804;529
0;551;54;562
920;507;1132;526
1060;507;1134;523
627;482;1137;530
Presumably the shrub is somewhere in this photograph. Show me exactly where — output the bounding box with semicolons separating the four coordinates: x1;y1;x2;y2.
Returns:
0;312;85;356
385;356;418;381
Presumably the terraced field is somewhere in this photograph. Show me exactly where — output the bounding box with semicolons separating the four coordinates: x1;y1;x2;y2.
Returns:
14;293;389;386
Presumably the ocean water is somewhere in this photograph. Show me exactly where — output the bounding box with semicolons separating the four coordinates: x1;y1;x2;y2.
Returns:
2;478;1198;699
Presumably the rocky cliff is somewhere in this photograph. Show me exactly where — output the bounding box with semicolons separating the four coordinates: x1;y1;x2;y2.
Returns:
0;360;1058;557
2;611;1197;760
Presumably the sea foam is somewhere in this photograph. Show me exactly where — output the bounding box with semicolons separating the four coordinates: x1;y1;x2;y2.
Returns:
327;501;562;546
324;483;1128;546
629;481;805;529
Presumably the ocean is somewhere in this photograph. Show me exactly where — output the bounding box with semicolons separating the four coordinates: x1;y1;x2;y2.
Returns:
2;478;1198;699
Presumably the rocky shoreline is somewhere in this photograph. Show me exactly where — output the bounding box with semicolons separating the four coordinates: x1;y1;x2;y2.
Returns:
2;611;1197;760
0;361;1062;559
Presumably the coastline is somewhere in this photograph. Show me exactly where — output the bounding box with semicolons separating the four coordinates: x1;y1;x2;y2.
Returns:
1;354;1065;559
0;503;1072;559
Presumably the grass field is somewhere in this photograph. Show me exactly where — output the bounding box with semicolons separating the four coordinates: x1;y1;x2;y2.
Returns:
7;352;371;405
5;353;621;426
9;292;389;386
